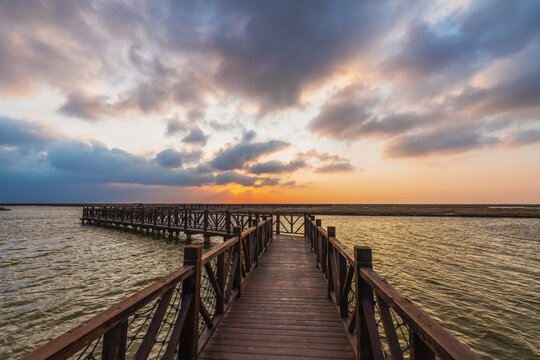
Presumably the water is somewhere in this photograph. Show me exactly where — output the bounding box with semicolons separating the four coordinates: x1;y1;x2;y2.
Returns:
0;207;219;359
318;215;540;360
0;208;538;359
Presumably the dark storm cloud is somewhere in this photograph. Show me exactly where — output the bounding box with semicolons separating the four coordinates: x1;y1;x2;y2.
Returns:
210;140;290;171
160;0;406;113
384;125;500;158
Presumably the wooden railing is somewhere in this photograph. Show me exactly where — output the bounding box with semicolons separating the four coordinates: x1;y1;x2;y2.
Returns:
304;215;478;360
82;206;306;236
22;218;273;360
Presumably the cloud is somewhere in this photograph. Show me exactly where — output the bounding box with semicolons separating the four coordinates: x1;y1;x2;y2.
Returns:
296;149;345;163
165;115;187;135
384;0;540;80
449;65;540;118
242;130;256;142
384;125;500;158
308;85;379;140
503;128;540;147
248;160;307;175
182;127;208;146
159;0;405;114
59;91;118;121
215;171;278;187
0;116;216;191
155;148;184;168
0;116;61;149
281;180;296;187
210;140;289;171
314;162;354;173
1;116;311;202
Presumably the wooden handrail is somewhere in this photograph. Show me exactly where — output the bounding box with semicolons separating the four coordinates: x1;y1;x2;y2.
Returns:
22;265;195;360
360;267;478;360
303;214;479;360
21;217;275;360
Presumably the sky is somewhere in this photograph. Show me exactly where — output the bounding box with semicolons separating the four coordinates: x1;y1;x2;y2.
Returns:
1;0;539;203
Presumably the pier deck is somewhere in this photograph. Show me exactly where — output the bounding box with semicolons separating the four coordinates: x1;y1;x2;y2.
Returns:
200;234;354;359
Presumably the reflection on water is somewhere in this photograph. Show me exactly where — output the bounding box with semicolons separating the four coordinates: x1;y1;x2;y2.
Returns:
0;207;219;359
318;215;540;360
0;208;538;359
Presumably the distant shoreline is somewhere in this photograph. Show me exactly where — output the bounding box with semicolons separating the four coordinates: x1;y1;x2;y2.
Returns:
2;203;539;218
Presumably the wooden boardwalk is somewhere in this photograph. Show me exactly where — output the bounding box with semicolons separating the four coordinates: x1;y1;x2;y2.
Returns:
200;234;354;359
24;210;479;360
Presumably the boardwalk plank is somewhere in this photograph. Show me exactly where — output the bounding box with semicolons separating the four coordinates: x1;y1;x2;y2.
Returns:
199;234;354;359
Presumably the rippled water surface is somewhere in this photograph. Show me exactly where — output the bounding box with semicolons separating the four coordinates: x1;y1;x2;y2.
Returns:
318;215;539;359
1;208;539;359
0;207;219;359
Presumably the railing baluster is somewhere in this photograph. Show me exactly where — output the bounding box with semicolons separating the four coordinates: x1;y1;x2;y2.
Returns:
376;294;404;360
102;319;127;360
135;288;175;360
410;332;435;360
179;246;202;360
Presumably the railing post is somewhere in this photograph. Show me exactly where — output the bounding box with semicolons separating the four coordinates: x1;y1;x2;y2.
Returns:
327;226;336;300
233;226;243;298
216;249;226;315
225;210;231;235
203;210;209;234
102;319;128;360
315;219;322;254
303;212;307;236
410;332;436;360
179;245;202;360
355;246;374;360
276;213;280;234
251;219;260;265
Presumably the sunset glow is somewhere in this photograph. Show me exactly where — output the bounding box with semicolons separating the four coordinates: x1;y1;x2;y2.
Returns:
1;0;539;203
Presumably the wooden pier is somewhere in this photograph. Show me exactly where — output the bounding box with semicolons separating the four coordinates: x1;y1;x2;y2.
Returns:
81;206;305;242
23;207;479;360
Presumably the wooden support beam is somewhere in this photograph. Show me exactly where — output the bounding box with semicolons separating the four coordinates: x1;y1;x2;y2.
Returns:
179;246;202;360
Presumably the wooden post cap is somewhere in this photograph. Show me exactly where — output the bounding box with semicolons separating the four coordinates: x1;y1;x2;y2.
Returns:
327;226;336;237
354;246;372;268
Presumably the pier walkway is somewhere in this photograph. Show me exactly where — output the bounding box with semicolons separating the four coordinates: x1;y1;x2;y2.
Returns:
200;234;354;359
23;207;479;360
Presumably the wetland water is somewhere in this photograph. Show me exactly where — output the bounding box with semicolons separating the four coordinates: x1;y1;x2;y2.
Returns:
1;207;539;359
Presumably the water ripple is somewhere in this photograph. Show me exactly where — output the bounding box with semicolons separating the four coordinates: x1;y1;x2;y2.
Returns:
319;215;540;360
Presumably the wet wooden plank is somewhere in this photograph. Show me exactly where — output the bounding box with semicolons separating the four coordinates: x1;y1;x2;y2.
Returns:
199;234;354;359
